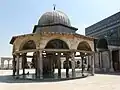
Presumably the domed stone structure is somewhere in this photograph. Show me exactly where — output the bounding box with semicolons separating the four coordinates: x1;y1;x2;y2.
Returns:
38;10;71;26
10;9;95;80
33;10;78;33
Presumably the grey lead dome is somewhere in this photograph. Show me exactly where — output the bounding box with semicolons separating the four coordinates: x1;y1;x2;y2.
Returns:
38;10;71;26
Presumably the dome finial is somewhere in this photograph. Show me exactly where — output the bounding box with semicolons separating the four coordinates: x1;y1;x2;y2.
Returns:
53;4;56;10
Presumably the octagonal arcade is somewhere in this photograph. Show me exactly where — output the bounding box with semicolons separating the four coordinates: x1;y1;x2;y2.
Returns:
10;9;95;79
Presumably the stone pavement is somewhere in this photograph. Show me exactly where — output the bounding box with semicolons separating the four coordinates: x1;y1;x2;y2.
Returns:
0;70;120;90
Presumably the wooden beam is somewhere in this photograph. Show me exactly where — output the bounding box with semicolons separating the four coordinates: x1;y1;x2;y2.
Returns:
13;49;95;55
13;49;38;54
42;49;70;52
42;49;94;53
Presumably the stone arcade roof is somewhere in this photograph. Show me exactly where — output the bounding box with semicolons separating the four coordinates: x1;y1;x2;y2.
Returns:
10;32;95;44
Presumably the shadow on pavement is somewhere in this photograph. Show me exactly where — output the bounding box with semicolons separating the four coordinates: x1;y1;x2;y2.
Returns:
95;71;120;76
0;75;88;83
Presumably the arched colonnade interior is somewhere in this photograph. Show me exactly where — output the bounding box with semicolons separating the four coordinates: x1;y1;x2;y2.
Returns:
95;38;120;72
12;39;95;79
0;57;13;69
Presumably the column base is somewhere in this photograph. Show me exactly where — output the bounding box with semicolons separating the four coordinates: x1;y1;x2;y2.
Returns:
15;76;19;79
95;68;101;72
91;73;94;76
72;74;76;78
103;68;107;72
58;69;61;78
40;76;43;79
109;68;114;72
72;69;76;78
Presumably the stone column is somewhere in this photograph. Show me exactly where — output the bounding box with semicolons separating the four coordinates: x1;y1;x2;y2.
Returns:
66;54;69;78
22;53;26;75
87;55;91;72
91;54;95;76
88;56;92;66
1;58;4;69
36;51;39;78
16;53;20;77
88;56;90;66
71;52;76;78
86;56;88;66
119;50;120;70
81;56;84;76
8;60;10;69
99;52;102;69
57;53;61;78
98;52;100;68
50;55;54;76
33;52;37;77
52;54;56;73
12;55;16;76
37;50;43;79
94;52;101;72
39;50;43;79
109;50;114;72
48;55;53;77
102;51;110;72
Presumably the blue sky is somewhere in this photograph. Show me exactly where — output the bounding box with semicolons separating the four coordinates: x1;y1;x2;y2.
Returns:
0;0;120;57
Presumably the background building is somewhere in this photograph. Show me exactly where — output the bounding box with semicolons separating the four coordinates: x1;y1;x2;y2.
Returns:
85;11;120;72
0;57;13;70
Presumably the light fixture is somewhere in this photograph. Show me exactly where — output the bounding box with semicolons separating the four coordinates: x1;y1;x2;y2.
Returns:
55;53;58;55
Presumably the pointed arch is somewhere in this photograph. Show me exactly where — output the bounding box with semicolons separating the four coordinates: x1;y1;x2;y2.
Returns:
96;38;108;50
19;40;36;50
45;39;69;49
77;41;92;51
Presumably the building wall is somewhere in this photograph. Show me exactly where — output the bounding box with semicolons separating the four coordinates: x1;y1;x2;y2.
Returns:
85;12;120;36
85;11;120;72
0;57;13;69
85;11;120;46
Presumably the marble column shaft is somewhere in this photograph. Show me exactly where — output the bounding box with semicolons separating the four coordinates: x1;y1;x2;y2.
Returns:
16;54;20;77
71;52;76;78
57;53;61;78
12;55;16;76
91;54;95;76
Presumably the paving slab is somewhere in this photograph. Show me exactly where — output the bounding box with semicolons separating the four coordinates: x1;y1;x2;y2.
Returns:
0;70;120;90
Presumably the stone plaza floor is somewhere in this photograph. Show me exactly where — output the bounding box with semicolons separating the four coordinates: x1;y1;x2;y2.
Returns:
0;70;120;90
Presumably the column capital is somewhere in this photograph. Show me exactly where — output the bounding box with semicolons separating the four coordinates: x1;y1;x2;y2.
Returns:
69;52;75;58
22;52;27;55
109;49;113;52
15;53;20;56
39;50;42;52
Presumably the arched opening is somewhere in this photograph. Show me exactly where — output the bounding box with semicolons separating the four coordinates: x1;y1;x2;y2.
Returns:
77;41;92;76
77;41;92;51
45;39;69;49
4;60;8;69
96;38;108;51
9;60;13;69
20;40;36;50
96;38;112;71
19;40;36;75
43;39;69;76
